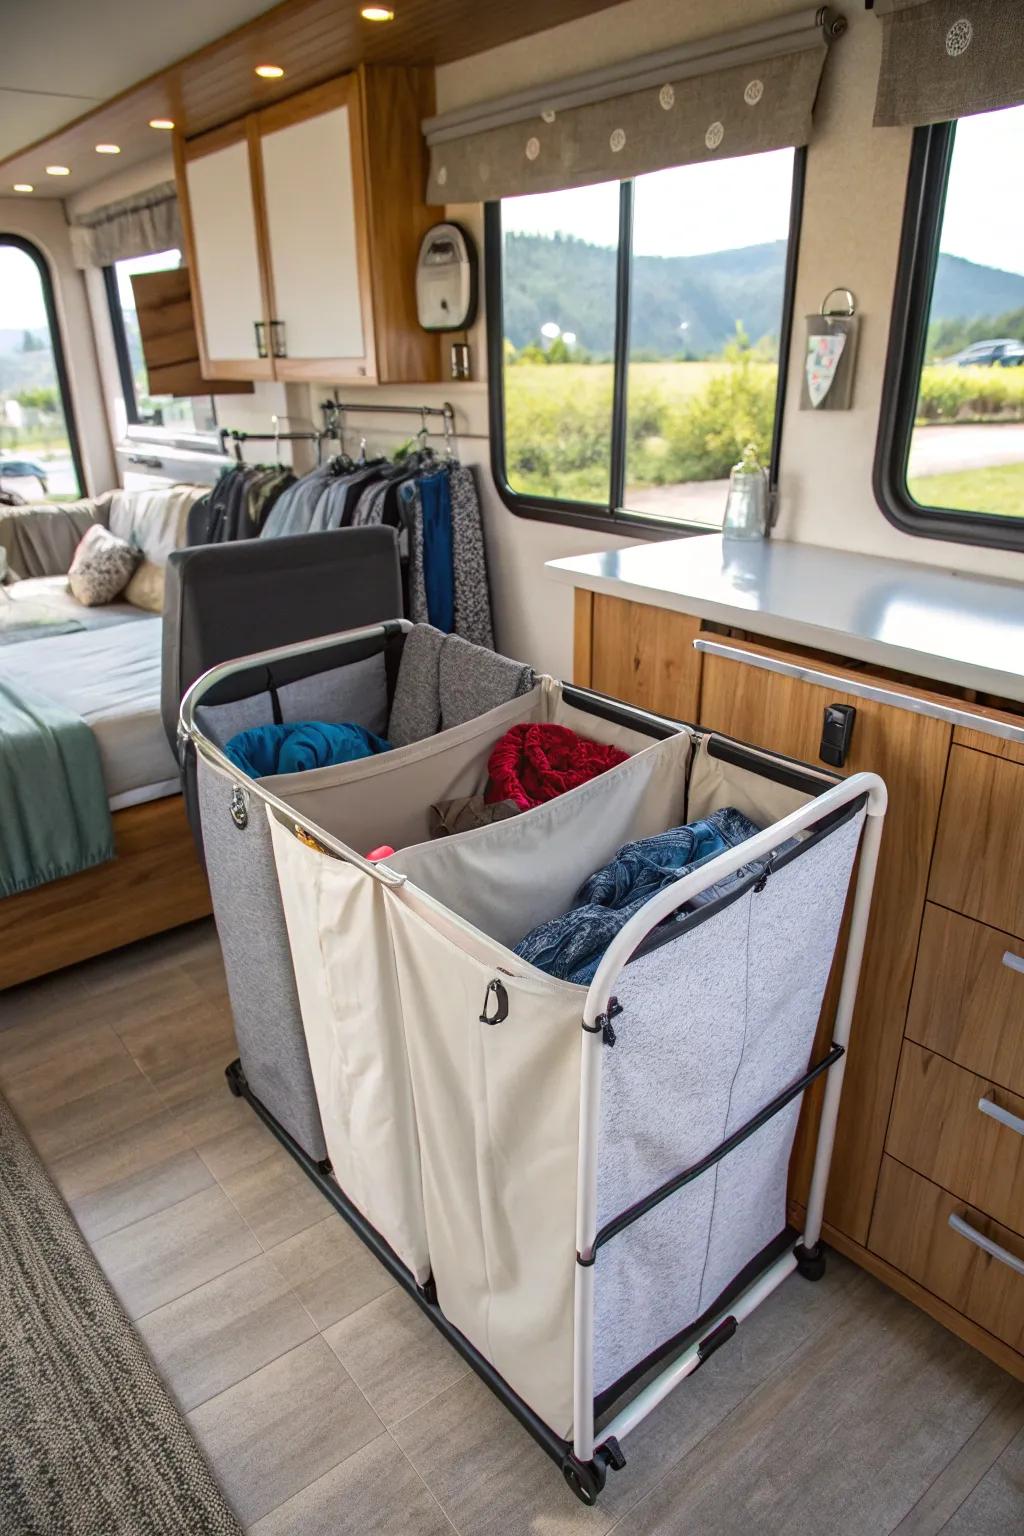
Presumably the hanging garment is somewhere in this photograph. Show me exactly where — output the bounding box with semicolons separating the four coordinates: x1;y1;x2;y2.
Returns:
223;720;392;779
260;463;336;539
449;464;494;649
514;807;762;985
419;471;455;633
487;724;628;811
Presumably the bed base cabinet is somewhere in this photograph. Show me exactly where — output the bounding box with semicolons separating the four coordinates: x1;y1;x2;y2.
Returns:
0;797;210;991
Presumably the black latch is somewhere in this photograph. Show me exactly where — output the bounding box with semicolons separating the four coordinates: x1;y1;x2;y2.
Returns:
753;856;775;893
584;996;623;1037
820;702;856;768
480;978;509;1026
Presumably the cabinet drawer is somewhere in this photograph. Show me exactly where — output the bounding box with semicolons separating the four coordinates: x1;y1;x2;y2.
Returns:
907;905;1024;1097
870;1157;1024;1354
887;1041;1024;1237
930;747;1024;939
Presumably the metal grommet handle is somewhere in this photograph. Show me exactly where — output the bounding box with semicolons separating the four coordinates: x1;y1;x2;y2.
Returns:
480;978;509;1026
230;785;249;830
820;287;856;318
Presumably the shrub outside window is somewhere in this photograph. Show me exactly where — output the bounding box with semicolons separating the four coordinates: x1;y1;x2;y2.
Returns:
488;148;801;532
877;105;1024;549
0;236;83;502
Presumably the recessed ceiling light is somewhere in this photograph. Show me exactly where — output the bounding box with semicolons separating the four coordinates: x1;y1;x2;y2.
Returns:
13;183;33;193
255;64;285;78
95;143;121;154
149;118;175;130
46;165;70;176
361;6;395;19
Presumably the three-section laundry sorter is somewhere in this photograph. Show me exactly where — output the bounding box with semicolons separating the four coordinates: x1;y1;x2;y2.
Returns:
179;619;886;1504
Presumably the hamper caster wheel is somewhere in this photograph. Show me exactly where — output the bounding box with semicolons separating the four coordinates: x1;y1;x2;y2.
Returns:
795;1241;827;1281
225;1061;246;1099
561;1458;603;1505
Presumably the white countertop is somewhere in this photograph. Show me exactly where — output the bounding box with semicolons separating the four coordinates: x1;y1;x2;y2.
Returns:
547;534;1024;703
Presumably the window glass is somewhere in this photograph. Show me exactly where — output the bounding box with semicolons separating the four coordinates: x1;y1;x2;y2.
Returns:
499;182;620;505
110;250;216;435
625;150;794;525
0;239;81;501
493;149;798;527
906;105;1024;524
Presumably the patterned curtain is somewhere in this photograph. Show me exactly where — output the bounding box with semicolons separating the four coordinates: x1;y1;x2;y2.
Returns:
423;8;842;204
873;0;1024;127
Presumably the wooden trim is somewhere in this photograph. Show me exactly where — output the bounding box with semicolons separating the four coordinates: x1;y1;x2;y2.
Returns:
819;1221;1024;1384
573;588;594;688
953;726;1024;766
254;73;351;134
0;797;211;992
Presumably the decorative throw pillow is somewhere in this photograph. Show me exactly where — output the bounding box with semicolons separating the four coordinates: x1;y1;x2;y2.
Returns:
67;524;138;606
123;558;165;614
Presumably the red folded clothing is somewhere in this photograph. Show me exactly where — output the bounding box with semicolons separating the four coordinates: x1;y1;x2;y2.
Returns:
486;724;629;810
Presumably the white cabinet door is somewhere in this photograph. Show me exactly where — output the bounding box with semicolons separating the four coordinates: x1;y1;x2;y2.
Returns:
259;101;370;372
185;137;268;372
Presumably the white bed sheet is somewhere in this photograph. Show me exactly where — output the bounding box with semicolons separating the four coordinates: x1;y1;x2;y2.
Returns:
0;617;179;806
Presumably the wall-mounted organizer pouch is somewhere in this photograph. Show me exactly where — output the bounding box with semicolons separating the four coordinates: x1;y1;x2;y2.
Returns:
801;288;860;411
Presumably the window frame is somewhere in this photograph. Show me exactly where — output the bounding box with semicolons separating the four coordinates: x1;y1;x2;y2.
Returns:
0;233;85;498
485;148;806;538
875;121;1024;552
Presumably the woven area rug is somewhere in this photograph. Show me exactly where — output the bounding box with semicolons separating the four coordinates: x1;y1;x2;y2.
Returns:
0;1092;242;1536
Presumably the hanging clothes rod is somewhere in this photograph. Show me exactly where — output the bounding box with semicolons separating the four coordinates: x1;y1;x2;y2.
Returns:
320;398;457;457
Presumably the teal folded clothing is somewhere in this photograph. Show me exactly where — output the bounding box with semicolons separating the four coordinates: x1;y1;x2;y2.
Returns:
0;677;114;897
223;720;392;779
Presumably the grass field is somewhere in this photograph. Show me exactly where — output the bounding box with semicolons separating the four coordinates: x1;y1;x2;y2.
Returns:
503;359;778;502
908;461;1024;518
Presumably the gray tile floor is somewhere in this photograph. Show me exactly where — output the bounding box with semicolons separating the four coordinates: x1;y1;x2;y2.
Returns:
2;919;1022;1535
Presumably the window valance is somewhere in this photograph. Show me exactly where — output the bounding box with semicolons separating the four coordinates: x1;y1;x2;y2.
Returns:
873;0;1024;127
422;7;844;204
69;182;182;270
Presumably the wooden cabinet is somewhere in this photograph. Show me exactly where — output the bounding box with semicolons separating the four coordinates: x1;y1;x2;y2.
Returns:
871;1158;1024;1355
697;634;951;1246
175;67;439;386
930;746;1024;940
573;591;702;723
887;1041;1024;1238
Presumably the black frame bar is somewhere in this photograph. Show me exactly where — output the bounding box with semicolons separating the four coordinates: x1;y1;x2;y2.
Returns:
874;121;1024;552
583;1044;844;1260
483;148;806;539
1;234;85;497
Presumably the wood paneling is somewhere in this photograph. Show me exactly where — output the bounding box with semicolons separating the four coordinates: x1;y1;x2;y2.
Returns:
573;589;594;689
0;797;211;990
0;0;629;195
888;1041;1024;1238
589;595;702;722
953;720;1024;767
870;1157;1024;1356
907;905;1024;1099
931;746;1024;940
131;267;253;398
698;633;952;1245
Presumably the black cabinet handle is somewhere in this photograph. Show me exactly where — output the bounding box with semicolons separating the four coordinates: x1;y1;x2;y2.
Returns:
270;319;287;358
254;320;268;358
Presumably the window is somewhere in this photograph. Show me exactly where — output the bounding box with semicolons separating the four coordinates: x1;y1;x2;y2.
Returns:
0;236;82;501
487;148;802;531
104;250;216;437
877;106;1024;549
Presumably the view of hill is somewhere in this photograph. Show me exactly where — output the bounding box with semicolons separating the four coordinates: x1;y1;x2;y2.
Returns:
503;233;1024;359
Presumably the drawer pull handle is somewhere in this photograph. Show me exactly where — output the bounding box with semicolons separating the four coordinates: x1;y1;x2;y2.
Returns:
948;1213;1024;1277
978;1095;1024;1138
1002;951;1024;977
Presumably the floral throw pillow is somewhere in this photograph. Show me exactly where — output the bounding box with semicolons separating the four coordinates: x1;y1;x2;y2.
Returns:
68;523;139;606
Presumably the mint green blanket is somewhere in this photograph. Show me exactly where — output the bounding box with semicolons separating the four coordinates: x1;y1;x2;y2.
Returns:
0;678;115;897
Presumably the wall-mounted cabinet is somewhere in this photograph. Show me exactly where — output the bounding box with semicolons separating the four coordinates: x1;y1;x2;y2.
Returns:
174;67;440;386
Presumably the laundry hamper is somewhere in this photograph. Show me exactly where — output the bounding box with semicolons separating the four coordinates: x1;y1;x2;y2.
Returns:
181;621;886;1503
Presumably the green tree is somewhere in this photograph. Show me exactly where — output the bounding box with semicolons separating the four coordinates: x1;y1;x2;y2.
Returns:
15;386;59;412
19;330;44;353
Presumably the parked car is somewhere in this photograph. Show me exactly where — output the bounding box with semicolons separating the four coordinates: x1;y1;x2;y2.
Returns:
0;457;48;499
939;337;1024;367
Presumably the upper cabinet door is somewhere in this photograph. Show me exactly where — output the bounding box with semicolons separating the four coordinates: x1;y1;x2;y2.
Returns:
178;125;273;379
255;79;375;381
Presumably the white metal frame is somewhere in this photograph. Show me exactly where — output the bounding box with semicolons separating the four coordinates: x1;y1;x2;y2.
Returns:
572;771;887;1462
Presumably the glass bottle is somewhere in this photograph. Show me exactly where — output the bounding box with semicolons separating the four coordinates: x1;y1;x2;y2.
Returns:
722;443;769;540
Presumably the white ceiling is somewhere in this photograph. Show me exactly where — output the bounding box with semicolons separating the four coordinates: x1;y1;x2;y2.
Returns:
0;0;281;160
